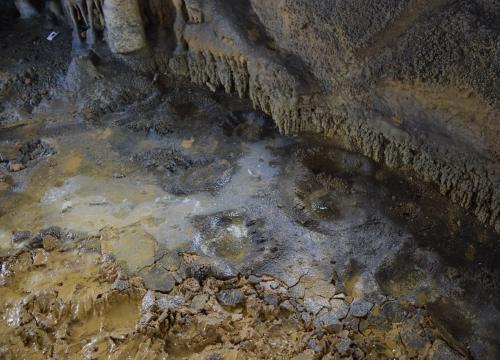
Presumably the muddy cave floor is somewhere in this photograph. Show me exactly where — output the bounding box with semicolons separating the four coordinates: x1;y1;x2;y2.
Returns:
1;20;500;360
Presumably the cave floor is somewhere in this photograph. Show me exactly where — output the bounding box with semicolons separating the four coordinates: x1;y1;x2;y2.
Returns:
0;18;499;360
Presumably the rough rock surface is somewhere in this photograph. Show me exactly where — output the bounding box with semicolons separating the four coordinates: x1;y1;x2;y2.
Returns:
6;0;499;231
178;0;500;233
102;0;146;53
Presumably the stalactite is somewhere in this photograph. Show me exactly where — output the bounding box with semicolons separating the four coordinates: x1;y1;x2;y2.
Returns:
146;0;171;27
181;49;499;232
102;0;146;53
14;0;39;18
172;0;187;54
45;0;65;22
85;0;104;46
185;0;202;24
18;0;496;233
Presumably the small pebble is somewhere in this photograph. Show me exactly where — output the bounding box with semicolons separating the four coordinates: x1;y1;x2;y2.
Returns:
280;300;295;312
248;274;261;284
62;201;73;213
42;235;57;251
262;293;279;306
336;337;352;354
308;339;322;353
8;162;25;172
316;313;343;333
156;295;184;310
112;279;129;291
142;290;155;310
350;299;374;318
32;249;48;266
217;288;244;307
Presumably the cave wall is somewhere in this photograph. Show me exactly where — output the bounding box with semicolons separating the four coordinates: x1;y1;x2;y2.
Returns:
10;0;500;232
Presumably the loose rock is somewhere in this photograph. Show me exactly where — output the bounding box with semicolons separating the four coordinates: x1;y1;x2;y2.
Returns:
156;295;185;310
32;249;48;266
304;296;330;315
141;267;176;293
112;279;129;291
8;162;25;172
329;299;350;320
350;299;374;318
42;235;57;251
316;312;343;333
217;288;244;307
335;337;352;354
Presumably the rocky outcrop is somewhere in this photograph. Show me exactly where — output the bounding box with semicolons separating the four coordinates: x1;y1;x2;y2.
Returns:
175;0;500;232
9;0;500;232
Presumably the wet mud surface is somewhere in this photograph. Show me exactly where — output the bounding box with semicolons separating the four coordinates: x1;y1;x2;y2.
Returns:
0;21;499;360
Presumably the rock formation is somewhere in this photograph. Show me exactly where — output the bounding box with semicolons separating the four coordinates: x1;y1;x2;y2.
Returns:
102;0;145;53
9;0;500;233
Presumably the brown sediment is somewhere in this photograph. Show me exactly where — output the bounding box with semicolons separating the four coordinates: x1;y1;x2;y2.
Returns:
0;235;339;358
0;239;143;358
0;234;460;359
1;7;498;356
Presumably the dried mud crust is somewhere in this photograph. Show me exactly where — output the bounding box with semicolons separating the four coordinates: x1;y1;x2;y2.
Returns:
0;229;464;359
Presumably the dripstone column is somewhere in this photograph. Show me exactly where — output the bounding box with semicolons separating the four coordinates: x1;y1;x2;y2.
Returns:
103;0;146;54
